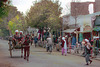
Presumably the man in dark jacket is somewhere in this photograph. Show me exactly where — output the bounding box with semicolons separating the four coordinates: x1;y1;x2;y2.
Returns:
19;31;24;58
23;35;30;61
47;36;53;53
85;39;92;65
34;36;38;47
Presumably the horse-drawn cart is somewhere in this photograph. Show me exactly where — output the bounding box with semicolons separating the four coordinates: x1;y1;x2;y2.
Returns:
8;39;24;58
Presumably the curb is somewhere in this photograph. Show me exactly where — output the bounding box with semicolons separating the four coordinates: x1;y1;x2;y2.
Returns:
94;58;100;61
32;45;100;61
72;53;100;61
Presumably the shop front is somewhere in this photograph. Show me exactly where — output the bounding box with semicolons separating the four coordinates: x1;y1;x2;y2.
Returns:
92;15;100;48
63;28;80;46
93;16;100;37
78;25;92;43
83;25;92;39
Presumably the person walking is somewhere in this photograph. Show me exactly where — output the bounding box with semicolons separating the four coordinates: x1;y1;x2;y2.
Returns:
19;31;24;58
82;39;87;57
30;35;34;45
23;35;30;61
53;35;56;49
47;36;53;53
74;42;80;54
34;36;38;47
84;39;92;65
68;36;71;54
61;37;67;56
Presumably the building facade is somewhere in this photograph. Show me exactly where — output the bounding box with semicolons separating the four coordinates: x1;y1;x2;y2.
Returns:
95;0;100;12
62;0;100;42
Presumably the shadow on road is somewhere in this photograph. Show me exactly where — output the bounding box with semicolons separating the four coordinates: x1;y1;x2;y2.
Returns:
32;51;46;52
8;56;22;58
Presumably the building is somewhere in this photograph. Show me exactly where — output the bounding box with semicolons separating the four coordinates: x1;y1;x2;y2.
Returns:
95;0;100;12
71;0;100;16
63;0;100;42
71;2;95;16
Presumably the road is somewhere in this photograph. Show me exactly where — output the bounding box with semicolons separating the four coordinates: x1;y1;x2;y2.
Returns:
0;40;100;67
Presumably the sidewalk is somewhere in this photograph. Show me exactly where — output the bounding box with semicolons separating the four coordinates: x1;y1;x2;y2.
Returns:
34;45;100;61
67;49;100;61
94;54;100;61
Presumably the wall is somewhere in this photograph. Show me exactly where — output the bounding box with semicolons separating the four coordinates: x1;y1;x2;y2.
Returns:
67;15;92;32
71;2;95;16
95;0;100;12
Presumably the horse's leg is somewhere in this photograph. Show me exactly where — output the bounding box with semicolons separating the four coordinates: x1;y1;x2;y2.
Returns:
12;43;14;48
21;47;23;58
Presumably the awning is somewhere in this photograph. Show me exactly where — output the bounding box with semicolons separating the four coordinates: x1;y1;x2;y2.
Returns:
93;27;100;31
94;16;100;26
78;31;92;33
63;29;76;33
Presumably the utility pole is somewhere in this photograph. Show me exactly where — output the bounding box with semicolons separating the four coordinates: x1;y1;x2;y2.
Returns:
74;1;78;42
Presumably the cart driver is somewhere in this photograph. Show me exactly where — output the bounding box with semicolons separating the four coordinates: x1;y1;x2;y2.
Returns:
19;31;24;43
14;30;19;40
13;30;19;46
23;34;30;61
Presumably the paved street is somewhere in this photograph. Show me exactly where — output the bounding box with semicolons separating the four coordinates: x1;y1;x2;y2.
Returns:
0;40;100;67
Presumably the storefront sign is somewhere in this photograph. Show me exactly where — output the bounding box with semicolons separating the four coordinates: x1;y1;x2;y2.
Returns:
83;25;92;31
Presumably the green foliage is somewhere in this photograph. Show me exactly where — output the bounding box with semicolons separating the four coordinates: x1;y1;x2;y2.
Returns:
0;5;9;18
0;6;18;36
0;0;10;18
26;0;62;31
8;21;15;34
0;1;26;36
0;18;10;37
0;28;9;37
0;29;3;36
0;18;3;22
8;14;26;35
0;5;27;35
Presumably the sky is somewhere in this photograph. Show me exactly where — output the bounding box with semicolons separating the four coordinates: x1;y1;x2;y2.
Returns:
12;0;95;16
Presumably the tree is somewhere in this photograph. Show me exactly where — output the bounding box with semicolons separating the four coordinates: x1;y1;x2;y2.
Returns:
0;6;18;36
0;0;10;18
0;0;11;37
0;6;18;29
8;14;26;35
26;0;62;32
0;5;26;36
